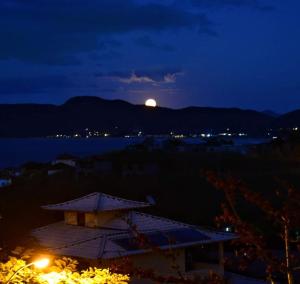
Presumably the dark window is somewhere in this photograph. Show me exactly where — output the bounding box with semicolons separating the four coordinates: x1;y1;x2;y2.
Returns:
77;213;85;226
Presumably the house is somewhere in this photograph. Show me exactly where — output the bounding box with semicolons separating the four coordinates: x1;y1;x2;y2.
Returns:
0;178;12;188
52;154;78;168
32;192;236;283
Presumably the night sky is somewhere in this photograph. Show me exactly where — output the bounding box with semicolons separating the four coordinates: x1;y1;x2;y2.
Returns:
1;0;300;112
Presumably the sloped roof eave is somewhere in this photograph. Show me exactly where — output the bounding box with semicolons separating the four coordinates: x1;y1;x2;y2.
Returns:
41;192;151;212
35;235;237;260
41;205;149;213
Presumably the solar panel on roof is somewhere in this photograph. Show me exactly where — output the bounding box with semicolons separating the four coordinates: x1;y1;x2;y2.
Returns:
113;228;210;251
168;228;210;243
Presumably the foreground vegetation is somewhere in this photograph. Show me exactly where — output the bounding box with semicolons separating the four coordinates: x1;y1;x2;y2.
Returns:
0;255;130;284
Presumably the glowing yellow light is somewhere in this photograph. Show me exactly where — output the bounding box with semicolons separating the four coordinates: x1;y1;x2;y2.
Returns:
33;258;50;269
38;272;64;284
145;98;157;107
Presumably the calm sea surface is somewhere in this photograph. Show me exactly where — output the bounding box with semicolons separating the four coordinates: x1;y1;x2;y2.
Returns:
0;137;268;169
0;138;144;169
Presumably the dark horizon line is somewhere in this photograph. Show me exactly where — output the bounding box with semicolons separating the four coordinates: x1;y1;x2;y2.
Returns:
0;95;283;115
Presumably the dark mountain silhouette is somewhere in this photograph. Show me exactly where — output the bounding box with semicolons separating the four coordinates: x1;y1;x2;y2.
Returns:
0;96;274;137
262;110;280;118
272;110;300;129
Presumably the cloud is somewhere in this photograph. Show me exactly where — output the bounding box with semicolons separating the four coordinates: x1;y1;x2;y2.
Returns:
0;0;212;65
164;73;178;83
119;73;156;84
96;68;184;85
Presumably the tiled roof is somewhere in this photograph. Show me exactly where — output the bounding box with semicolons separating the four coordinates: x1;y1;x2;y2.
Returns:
33;222;118;259
41;192;151;213
32;211;236;260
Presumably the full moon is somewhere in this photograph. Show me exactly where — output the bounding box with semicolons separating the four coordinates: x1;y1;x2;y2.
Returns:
145;98;157;107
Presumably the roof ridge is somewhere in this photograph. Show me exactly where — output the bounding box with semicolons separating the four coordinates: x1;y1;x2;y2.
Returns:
41;192;152;212
42;192;150;209
101;192;150;206
42;192;100;208
132;211;192;228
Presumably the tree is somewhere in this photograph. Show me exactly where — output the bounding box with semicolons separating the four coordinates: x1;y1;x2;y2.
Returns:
205;171;300;284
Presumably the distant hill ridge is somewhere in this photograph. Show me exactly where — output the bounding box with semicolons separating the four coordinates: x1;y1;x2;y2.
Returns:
0;96;295;137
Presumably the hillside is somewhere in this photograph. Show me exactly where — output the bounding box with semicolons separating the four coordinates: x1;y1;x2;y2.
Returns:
0;96;273;137
272;109;300;129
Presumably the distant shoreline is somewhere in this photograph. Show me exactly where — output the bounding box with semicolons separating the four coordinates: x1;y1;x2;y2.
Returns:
0;137;269;170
